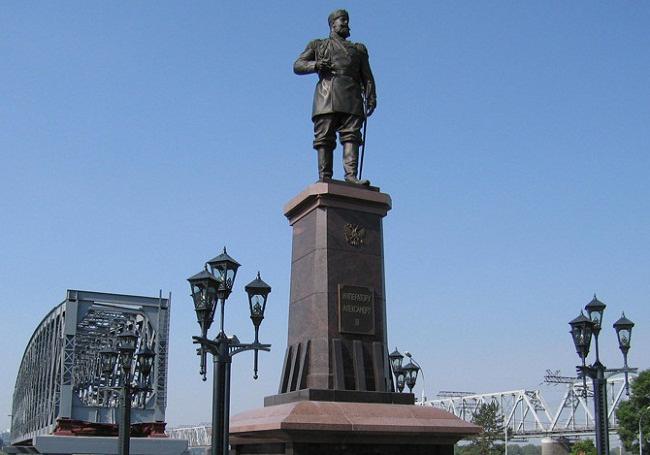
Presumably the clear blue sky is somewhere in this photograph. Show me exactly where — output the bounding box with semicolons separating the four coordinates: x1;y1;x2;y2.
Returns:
1;1;649;431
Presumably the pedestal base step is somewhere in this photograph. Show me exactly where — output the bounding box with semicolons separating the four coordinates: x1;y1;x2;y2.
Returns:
265;388;414;407
230;399;480;455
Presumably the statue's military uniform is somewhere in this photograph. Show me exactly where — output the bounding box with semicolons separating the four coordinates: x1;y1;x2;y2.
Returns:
294;9;377;185
294;34;377;150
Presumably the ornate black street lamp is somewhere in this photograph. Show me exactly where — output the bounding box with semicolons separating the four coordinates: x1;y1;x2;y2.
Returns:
404;351;426;401
388;347;419;395
569;295;636;455
99;328;155;455
388;348;405;392
188;247;271;455
402;360;420;394
613;312;634;395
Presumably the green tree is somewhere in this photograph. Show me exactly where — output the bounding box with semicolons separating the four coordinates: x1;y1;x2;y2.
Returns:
469;402;505;455
616;370;650;454
570;439;597;455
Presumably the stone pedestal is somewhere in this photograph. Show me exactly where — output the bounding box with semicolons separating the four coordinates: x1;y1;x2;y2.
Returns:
278;181;393;394
230;400;478;455
230;180;480;455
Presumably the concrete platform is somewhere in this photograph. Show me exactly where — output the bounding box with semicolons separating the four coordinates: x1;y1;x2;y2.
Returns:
4;435;188;455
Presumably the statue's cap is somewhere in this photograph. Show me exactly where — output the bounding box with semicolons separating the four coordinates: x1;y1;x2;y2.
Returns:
328;9;349;27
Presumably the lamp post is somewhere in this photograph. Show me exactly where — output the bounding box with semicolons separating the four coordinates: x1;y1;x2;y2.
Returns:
99;328;156;455
188;247;271;455
639;406;650;455
403;360;420;394
569;295;635;455
404;351;427;402
389;348;406;392
388;347;419;395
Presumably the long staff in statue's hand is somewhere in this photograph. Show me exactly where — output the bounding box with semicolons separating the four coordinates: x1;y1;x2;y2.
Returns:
359;102;369;180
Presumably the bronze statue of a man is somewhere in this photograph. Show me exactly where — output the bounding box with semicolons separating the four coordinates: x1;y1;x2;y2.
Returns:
294;9;377;185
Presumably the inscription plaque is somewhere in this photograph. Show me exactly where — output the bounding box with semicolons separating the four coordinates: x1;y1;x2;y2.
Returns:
338;284;375;335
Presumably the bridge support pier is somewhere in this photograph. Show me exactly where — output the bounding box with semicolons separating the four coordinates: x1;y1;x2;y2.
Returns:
542;437;570;455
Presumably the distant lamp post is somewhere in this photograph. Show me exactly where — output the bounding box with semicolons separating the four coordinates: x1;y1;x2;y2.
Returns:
188;247;271;455
388;348;405;392
585;295;606;358
402;360;420;394
188;268;220;379
245;272;272;379
569;311;594;393
99;345;119;378
613;312;634;395
118;330;138;369
568;295;636;455
99;328;155;455
389;347;419;395
388;348;404;374
639;406;650;455
136;345;156;381
405;351;427;402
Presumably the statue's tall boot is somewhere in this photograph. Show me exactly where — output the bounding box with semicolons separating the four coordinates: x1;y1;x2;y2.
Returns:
343;142;370;185
317;147;333;181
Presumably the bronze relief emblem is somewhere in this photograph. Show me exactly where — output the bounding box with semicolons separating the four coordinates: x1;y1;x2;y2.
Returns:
344;223;366;247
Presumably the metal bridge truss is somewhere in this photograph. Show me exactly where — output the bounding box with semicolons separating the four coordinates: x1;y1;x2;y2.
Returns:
426;373;636;439
167;425;211;448
11;290;171;445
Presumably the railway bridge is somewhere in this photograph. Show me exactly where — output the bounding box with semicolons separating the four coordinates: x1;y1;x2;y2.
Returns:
426;372;636;440
6;289;188;455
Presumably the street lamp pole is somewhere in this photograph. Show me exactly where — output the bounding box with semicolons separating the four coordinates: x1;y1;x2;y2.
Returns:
118;381;133;455
639;406;650;455
116;330;137;455
210;334;228;455
592;361;609;455
641;415;644;455
569;295;635;455
188;247;272;455
100;329;156;455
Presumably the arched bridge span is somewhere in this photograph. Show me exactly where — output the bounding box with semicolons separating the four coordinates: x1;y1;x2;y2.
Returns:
11;289;170;445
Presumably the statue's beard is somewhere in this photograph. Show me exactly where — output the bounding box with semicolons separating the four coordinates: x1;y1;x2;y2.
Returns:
335;26;350;38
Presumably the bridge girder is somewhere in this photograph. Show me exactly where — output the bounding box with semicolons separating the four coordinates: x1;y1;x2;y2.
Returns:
426;373;636;439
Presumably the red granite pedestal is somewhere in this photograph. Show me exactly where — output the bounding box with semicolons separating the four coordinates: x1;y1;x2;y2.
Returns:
278;181;394;394
230;399;479;455
229;181;480;455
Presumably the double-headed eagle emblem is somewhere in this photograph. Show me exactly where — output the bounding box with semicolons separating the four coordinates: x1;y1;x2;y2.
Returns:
344;223;366;248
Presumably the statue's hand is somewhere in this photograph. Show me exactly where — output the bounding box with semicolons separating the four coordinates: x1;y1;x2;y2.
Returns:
315;59;333;74
366;100;376;117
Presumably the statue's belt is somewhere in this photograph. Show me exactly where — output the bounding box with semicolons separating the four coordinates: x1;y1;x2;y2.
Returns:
320;72;361;81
